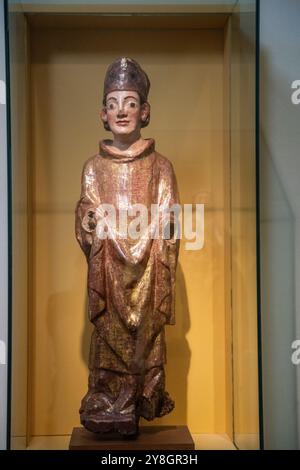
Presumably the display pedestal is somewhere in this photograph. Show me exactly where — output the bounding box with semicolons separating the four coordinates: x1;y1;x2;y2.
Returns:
69;426;195;450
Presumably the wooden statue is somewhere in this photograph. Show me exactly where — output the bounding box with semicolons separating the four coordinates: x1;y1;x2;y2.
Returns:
75;57;180;436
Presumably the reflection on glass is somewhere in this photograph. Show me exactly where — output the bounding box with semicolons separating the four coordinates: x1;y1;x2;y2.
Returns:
8;0;30;450
230;0;260;450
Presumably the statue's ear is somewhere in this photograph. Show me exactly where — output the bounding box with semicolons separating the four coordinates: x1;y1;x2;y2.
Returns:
141;102;150;121
100;107;110;131
100;107;107;123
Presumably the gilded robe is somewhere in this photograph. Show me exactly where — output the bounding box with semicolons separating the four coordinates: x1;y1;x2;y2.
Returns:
75;137;180;385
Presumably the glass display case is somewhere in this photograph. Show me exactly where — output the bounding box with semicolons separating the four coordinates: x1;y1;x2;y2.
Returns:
5;0;260;450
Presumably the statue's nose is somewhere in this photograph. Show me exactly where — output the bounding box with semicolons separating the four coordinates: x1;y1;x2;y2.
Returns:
117;106;127;117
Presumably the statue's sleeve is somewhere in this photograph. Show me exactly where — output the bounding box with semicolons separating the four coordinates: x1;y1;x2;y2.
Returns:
166;164;180;325
75;158;100;260
160;161;180;326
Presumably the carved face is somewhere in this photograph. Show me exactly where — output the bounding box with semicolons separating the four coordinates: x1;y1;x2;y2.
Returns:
101;90;149;136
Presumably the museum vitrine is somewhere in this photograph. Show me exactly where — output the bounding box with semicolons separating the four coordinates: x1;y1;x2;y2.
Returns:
5;0;260;450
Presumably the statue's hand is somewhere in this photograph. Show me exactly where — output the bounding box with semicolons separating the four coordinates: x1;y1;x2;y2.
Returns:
127;317;139;336
81;208;98;233
87;210;97;230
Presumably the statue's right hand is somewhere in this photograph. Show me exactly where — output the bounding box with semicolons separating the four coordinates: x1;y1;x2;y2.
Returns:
87;210;97;230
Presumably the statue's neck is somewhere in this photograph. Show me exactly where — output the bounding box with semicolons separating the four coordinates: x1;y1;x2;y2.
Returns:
99;137;155;162
109;133;146;155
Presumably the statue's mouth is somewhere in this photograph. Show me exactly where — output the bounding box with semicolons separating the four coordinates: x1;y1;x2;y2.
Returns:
116;120;130;125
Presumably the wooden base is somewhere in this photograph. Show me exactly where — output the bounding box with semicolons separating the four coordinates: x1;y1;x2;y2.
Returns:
69;426;195;450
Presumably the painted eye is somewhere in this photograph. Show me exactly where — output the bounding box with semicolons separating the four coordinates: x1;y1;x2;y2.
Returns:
129;102;136;108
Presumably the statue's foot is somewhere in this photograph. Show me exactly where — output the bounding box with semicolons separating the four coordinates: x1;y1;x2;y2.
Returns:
139;391;175;420
81;412;139;437
158;391;175;417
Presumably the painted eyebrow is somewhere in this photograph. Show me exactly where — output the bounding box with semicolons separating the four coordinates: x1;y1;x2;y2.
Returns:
106;95;139;102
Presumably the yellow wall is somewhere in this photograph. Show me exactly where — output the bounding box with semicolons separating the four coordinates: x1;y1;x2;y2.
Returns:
29;23;231;436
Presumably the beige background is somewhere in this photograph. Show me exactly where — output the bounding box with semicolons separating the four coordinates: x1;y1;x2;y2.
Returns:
29;22;232;437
